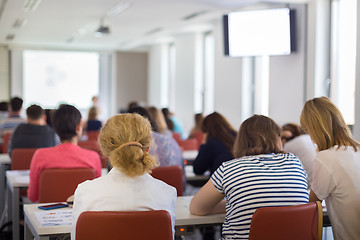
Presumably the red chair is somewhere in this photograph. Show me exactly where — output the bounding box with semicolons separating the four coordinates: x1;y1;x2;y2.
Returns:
172;132;182;145
151;165;183;196
249;201;323;240
76;210;173;240
11;148;38;170
178;139;198;151
86;131;100;141
193;131;204;149
38;168;96;203
2;132;11;153
78;140;108;168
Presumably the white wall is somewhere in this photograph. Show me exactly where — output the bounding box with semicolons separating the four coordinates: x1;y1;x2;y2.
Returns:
0;46;10;101
269;4;307;125
173;34;199;135
116;51;148;113
212;20;243;129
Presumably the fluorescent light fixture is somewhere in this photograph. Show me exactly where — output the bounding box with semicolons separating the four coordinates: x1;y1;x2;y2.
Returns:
13;18;28;28
77;22;98;35
23;0;42;12
105;1;131;17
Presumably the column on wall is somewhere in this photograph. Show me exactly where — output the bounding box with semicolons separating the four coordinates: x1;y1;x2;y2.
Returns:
353;1;360;141
0;47;10;101
172;33;203;136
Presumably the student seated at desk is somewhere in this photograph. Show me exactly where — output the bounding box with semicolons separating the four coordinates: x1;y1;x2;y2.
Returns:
27;104;102;202
301;97;360;240
193;112;237;175
190;115;309;240
71;113;177;240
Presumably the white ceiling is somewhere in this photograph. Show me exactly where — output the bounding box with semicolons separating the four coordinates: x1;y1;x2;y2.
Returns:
0;0;309;51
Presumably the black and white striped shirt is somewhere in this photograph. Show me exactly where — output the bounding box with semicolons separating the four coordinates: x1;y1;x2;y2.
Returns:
211;153;309;239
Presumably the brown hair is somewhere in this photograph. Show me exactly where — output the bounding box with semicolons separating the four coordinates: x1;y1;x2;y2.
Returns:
282;123;306;142
202;112;237;151
98;113;158;177
147;106;169;134
88;107;98;121
300;96;360;151
194;113;204;131
233;115;283;158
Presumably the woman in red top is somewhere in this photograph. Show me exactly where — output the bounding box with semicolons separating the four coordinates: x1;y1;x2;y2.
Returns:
28;104;101;202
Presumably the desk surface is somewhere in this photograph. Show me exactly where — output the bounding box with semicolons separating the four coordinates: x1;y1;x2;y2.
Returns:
182;150;198;161
0;154;11;164
24;196;225;237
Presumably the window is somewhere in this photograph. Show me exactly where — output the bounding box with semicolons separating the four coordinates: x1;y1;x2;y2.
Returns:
330;0;357;124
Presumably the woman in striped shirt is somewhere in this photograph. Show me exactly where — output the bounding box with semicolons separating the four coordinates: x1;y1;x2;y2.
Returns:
190;114;309;239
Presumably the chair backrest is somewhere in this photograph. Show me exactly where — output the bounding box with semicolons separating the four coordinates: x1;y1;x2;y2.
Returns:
193;131;204;149
151;165;183;196
39;168;96;203
172;132;182;145
86;131;100;141
179;138;198;151
78;140;108;168
249;201;323;240
11;148;38;170
76;210;173;240
3;132;11;153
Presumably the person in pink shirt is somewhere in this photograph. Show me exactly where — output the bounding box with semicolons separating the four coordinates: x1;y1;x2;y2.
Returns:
28;104;101;202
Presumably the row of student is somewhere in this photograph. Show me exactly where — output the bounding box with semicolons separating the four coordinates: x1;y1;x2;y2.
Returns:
73;96;359;240
2;96;359;239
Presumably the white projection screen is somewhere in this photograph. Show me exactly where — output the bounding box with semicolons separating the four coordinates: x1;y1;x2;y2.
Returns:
23;50;99;109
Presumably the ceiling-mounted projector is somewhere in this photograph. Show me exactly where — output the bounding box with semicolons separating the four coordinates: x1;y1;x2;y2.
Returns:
95;25;110;34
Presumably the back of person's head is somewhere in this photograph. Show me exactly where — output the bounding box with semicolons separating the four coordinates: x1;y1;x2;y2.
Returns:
45;109;55;127
98;113;158;177
0;101;8;112
128;106;158;132
233;114;283;158
282;123;306;142
300;96;359;151
202;112;236;151
26;104;45;120
10;97;23;112
147;106;168;133
127;101;139;111
53;104;81;141
88;106;98;121
161;108;174;130
194;113;204;130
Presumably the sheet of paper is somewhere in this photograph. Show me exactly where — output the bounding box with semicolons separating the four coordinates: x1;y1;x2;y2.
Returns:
34;209;73;226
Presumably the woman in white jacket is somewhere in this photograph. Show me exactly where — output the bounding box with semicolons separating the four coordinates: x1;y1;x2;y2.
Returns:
71;113;177;239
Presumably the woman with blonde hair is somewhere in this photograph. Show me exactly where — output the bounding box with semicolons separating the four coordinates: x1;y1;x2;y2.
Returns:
300;96;360;240
71;113;177;239
190;115;308;239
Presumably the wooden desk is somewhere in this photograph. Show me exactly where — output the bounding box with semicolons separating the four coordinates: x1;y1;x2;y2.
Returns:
23;196;226;240
6;168;109;240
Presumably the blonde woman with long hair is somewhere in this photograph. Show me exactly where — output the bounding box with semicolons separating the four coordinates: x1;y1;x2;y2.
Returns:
301;96;360;240
71;113;177;239
300;97;360;239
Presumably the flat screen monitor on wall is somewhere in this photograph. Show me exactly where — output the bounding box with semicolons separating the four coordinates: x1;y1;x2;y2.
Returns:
223;8;296;57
